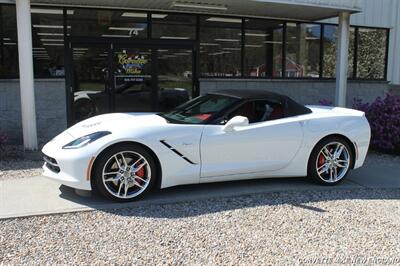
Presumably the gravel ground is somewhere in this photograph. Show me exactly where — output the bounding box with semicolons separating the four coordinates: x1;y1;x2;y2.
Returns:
0;160;43;180
0;145;43;180
1;188;399;265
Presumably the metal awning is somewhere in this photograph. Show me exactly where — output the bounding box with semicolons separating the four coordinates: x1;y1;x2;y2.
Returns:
14;0;363;21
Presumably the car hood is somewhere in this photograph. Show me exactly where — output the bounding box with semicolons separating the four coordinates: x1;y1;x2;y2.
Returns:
66;113;168;138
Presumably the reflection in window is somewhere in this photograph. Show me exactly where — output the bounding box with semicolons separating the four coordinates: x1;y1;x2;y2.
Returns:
322;25;355;78
200;16;242;77
244;19;283;77
31;8;65;78
286;23;321;78
67;9;148;38
271;27;284;78
158;49;193;100
0;5;18;77
152;14;196;40
357;28;387;79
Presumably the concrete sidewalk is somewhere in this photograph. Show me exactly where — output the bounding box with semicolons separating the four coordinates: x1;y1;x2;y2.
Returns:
1;163;399;220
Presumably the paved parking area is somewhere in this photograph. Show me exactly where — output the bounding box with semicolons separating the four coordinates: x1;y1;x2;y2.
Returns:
1;161;399;219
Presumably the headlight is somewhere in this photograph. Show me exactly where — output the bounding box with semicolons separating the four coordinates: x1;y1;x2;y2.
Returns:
62;131;111;149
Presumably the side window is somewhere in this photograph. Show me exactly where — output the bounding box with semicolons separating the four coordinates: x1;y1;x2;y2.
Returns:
223;100;284;124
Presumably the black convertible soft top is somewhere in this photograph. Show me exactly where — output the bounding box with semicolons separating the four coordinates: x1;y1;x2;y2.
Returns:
208;89;312;117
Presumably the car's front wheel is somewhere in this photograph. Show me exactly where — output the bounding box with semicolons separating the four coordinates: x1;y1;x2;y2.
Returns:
308;137;353;185
93;144;156;202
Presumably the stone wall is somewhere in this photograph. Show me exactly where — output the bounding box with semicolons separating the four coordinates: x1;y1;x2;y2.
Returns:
199;79;391;106
0;79;66;144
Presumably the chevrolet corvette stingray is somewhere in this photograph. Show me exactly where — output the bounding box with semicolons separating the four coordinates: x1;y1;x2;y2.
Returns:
42;90;371;201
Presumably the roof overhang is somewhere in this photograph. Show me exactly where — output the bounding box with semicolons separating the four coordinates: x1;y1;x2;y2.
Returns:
3;0;362;21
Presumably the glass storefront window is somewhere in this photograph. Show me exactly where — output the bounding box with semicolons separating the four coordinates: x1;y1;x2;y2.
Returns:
357;28;387;79
31;8;65;78
158;49;193;101
322;25;355;78
286;23;321;78
152;13;196;40
0;5;18;77
244;19;283;77
200;16;242;77
67;9;148;38
0;5;390;81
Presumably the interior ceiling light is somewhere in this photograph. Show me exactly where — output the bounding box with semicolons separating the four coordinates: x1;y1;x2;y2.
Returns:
151;14;168;19
121;12;167;19
33;25;71;29
40;38;63;42
3;37;11;41
42;43;64;46
172;1;227;11
264;41;282;44
245;44;263;48
37;33;64;36
4;42;16;45
121;12;147;18
200;42;219;46
215;38;240;42
108;27;144;31
222;47;241;51
239;33;269;37
31;8;74;15
160;36;190;39
206;17;242;23
101;34;131;38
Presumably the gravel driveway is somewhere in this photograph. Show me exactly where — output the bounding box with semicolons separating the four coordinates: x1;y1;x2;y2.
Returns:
1;188;399;265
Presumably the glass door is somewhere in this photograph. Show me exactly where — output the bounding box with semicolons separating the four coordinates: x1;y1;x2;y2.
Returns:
112;46;193;113
157;48;193;111
112;47;155;112
70;44;111;123
68;42;195;125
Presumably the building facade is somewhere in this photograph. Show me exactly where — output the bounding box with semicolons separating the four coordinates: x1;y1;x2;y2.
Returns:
0;0;397;149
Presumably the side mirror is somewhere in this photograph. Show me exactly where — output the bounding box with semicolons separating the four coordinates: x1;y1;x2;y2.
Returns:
223;116;249;132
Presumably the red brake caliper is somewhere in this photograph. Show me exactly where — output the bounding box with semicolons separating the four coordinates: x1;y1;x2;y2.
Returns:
135;166;145;184
318;154;325;167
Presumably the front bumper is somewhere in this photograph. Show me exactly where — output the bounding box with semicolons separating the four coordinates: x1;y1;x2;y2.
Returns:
42;133;93;191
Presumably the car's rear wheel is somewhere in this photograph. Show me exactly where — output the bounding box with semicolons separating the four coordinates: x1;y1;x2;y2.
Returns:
93;144;156;202
308;137;353;185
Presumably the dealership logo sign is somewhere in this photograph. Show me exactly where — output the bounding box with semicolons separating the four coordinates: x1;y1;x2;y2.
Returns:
118;53;148;75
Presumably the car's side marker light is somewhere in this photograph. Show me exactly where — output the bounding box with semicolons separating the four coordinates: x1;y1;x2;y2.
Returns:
86;157;96;180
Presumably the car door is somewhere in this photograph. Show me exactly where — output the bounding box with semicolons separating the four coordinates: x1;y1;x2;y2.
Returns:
200;101;304;179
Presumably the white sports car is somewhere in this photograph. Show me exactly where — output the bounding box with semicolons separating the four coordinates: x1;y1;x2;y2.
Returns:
42;90;371;202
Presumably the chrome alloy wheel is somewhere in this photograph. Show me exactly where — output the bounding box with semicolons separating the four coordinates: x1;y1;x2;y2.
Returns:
102;151;151;199
315;142;350;183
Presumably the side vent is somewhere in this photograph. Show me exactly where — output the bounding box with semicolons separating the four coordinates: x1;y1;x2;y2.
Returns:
160;140;196;164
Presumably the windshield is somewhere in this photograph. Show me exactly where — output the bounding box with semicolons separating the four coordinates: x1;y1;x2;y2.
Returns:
160;94;239;124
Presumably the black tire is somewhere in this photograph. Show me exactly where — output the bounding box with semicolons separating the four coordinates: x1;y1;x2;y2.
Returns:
307;136;353;185
92;143;157;202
